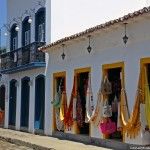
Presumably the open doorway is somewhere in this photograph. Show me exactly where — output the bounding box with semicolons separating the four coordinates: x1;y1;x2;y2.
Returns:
34;75;45;132
75;69;90;135
0;85;5;127
107;68;122;140
53;73;66;132
20;77;30;130
102;62;124;141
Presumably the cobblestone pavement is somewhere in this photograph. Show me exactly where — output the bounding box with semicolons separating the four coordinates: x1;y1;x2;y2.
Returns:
0;140;33;150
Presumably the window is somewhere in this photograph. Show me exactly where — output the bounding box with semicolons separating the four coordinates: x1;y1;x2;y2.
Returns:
25;30;30;46
38;23;45;42
12;37;18;50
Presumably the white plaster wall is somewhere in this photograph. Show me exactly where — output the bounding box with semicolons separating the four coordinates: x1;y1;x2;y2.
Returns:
6;68;45;132
46;15;150;144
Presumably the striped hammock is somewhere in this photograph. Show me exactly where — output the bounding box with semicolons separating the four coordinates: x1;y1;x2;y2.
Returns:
85;73;95;123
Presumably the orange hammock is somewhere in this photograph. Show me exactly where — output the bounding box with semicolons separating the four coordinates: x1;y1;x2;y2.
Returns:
64;77;76;130
120;72;143;139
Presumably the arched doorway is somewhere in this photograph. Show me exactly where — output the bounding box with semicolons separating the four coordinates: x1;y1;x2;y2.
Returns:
20;77;30;129
9;80;17;127
0;85;5;127
34;75;45;131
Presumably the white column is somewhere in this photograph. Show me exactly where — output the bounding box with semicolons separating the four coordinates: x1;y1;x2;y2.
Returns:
4;82;9;128
28;77;35;133
15;80;21;130
44;54;53;135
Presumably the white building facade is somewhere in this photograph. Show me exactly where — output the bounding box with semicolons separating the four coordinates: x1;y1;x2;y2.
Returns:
41;7;150;145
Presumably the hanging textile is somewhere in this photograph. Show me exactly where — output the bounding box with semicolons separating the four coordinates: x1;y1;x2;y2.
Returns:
120;72;142;139
60;91;67;121
85;73;94;123
76;92;84;127
51;86;61;108
144;67;150;128
100;76;112;95
73;97;77;120
112;95;118;113
55;108;64;131
117;101;122;131
64;77;76;130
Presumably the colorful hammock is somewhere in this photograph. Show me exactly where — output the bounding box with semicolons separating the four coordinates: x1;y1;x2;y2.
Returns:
85;73;94;123
60;91;67;121
120;72;142;139
64;77;76;130
144;68;150;128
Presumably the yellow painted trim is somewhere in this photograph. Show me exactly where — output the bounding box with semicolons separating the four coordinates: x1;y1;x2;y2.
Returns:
74;67;91;74
140;57;150;103
74;67;91;136
102;61;125;142
102;61;125;86
52;71;66;131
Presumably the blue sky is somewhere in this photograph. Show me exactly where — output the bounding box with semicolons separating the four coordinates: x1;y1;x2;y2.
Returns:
0;0;6;48
0;0;6;27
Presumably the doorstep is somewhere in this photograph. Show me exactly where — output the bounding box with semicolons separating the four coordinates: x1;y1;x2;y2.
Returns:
52;131;130;150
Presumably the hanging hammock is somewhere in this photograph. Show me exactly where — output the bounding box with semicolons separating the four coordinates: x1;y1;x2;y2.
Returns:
120;72;142;139
51;86;61;108
85;73;95;123
55;108;64;131
144;67;150;128
64;77;76;130
60;91;67;121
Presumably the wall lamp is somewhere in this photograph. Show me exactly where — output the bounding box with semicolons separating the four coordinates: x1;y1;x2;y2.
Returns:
87;35;92;53
122;23;128;45
61;44;66;60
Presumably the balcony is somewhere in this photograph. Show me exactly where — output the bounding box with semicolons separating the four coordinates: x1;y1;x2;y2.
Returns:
0;42;46;74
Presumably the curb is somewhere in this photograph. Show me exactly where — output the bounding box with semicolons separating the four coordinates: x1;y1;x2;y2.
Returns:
0;136;54;150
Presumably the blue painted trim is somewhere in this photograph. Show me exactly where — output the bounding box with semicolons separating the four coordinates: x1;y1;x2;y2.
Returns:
1;62;46;74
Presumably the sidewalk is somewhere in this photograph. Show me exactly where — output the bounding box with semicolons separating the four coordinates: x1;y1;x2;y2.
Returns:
0;128;111;150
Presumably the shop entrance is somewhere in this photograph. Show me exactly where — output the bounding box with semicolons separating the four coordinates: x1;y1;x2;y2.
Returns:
105;67;122;140
75;71;89;135
53;73;66;132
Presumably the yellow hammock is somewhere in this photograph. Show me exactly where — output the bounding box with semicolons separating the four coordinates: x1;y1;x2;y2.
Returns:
145;68;150;128
120;72;143;139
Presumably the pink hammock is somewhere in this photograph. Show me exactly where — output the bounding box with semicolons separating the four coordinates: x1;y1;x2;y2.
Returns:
99;119;116;134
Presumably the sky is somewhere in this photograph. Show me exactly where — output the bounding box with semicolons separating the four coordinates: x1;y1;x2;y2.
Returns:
0;0;6;48
0;0;150;43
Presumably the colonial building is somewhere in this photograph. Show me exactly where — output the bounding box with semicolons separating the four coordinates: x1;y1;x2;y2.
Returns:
40;7;150;145
0;0;150;147
0;0;51;134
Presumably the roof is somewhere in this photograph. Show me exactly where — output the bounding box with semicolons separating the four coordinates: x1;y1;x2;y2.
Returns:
39;6;150;51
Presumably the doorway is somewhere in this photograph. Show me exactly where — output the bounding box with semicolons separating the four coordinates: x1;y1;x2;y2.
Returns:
0;85;5;126
34;75;45;131
20;77;30;129
102;62;124;141
53;72;66;132
75;68;90;135
9;80;17;127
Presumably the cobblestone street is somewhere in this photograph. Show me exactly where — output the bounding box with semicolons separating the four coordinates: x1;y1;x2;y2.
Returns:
0;140;33;150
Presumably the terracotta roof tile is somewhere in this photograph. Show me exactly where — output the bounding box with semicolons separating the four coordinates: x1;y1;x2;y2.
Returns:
39;6;150;51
